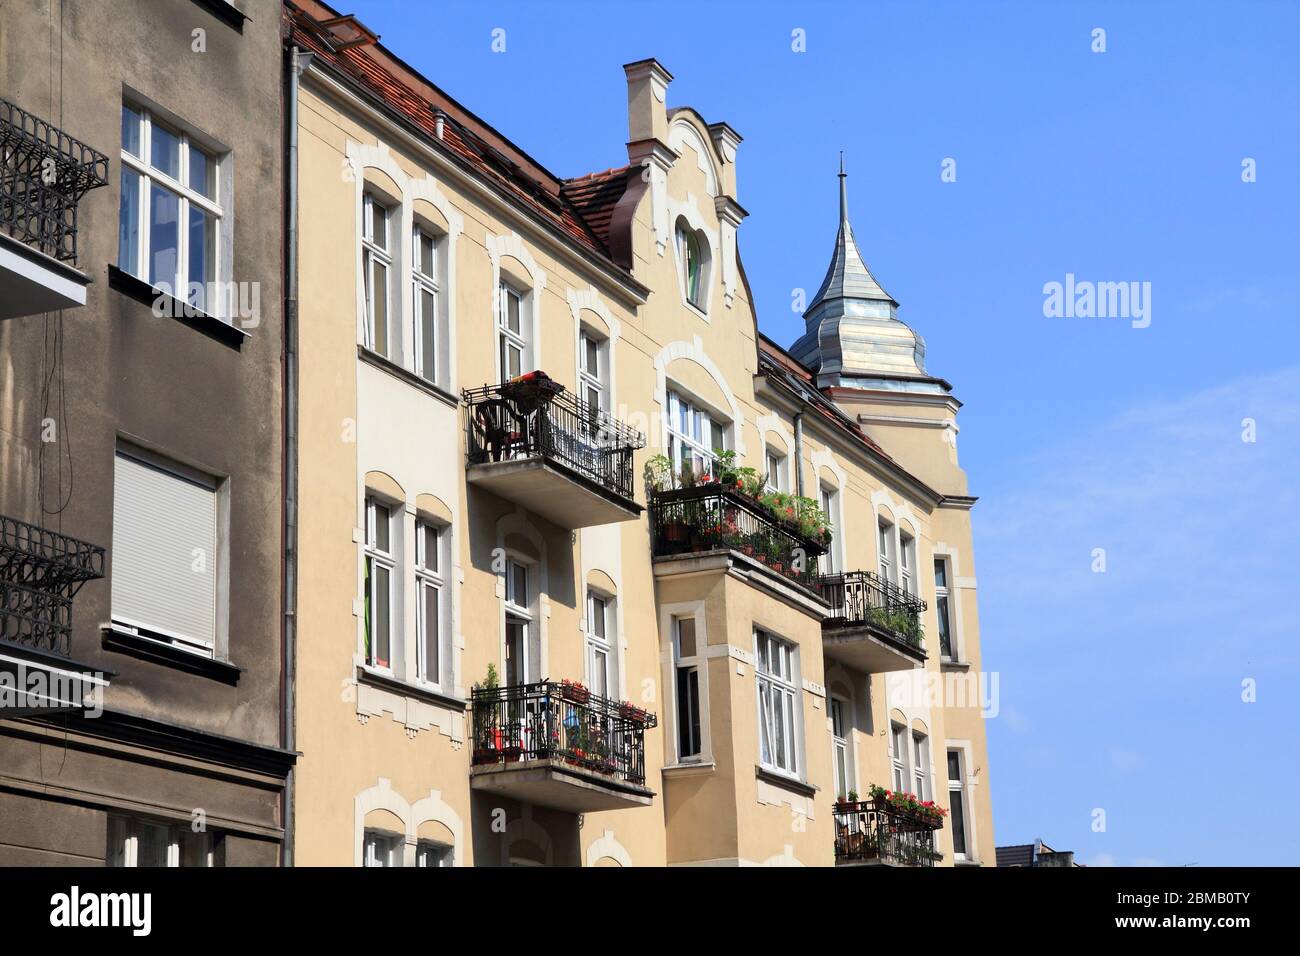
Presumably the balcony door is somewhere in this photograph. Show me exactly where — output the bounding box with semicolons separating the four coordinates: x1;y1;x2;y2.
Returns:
504;560;531;687
830;696;851;799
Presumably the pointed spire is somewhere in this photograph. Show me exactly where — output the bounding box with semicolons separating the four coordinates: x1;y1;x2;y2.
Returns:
805;156;896;311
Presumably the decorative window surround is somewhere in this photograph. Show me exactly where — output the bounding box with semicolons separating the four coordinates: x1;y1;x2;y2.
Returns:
354;778;464;867
667;193;716;319
568;285;621;414
346;139;463;392
659;600;713;765
652;336;745;456
486;231;547;375
585;828;633;868
495;508;549;681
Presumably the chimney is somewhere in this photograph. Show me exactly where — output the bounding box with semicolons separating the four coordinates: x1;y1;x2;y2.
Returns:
623;59;673;145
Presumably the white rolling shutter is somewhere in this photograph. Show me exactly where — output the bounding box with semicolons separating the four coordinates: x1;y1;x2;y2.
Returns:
111;451;218;654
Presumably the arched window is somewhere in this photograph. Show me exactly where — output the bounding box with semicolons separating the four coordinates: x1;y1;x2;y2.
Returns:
674;220;708;311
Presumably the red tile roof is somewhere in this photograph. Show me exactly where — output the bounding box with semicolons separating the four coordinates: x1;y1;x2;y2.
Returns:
560;166;634;252
284;1;622;265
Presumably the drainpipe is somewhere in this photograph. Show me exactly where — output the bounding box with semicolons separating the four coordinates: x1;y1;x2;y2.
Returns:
793;411;806;498
281;44;310;868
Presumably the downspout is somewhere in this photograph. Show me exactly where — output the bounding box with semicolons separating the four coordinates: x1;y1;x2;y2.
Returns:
793;411;806;498
281;44;310;868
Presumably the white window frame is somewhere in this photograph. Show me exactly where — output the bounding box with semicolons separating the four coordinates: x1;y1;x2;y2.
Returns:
415;519;445;689
755;629;800;779
585;590;614;700
503;559;532;686
672;614;704;762
578;329;607;416
900;532;917;597
674;220;710;314
912;731;930;801
666;389;727;480
765;448;787;492
820;484;840;574
364;497;396;671
890;723;907;792
934;556;955;660
412;225;440;383
878;519;895;584
119;103;225;317
947;748;970;861
497;282;528;381
829;695;852;799
108;816;213;868
416;840;453;868
362;192;394;358
363;828;402;868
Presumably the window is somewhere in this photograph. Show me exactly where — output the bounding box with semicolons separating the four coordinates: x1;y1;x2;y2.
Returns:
415;520;445;687
912;731;930;800
666;389;727;480
413;226;439;383
504;560;530;686
878;520;894;583
830;696;851;799
586;591;613;699
820;484;840;574
935;558;954;659
674;220;708;311
111;449;219;658
416;841;452;867
755;630;799;777
890;723;907;792
899;533;916;597
364;498;395;670
765;448;786;492
579;330;606;418
119;104;223;316
948;750;969;859
108;816;213;867
673;616;703;761
363;829;402;868
362;193;393;358
497;282;527;380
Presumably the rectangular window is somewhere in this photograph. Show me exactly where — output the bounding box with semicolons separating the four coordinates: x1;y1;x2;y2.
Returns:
504;560;530;686
755;629;799;777
363;829;402;868
666;390;727;481
111;450;219;657
890;723;907;792
830;696;850;799
364;498;395;670
416;520;444;687
416;841;452;867
579;331;606;418
935;558;954;659
498;283;527;380
900;533;916;597
119;104;223;316
820;484;839;574
673;616;702;761
878;520;894;584
586;591;612;699
108;816;214;867
362;193;393;358
948;750;969;859
413;227;439;383
913;732;929;800
765;449;786;492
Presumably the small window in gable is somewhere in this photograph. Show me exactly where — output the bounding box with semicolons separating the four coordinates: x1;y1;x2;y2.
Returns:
674;219;710;313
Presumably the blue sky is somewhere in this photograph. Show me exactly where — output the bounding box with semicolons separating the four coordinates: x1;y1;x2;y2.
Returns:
347;0;1300;865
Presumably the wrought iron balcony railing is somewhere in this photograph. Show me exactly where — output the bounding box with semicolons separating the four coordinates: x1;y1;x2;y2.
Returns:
817;570;927;649
0;96;109;264
463;373;645;504
650;483;828;590
472;680;657;786
833;801;944;867
0;514;106;656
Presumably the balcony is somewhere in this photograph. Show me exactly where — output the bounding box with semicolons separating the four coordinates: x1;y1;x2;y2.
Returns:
471;680;657;813
463;372;645;529
833;800;944;867
0;514;109;714
817;570;927;673
649;482;828;594
0;97;109;319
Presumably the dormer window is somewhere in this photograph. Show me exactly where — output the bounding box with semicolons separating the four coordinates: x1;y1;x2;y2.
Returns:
674;219;710;313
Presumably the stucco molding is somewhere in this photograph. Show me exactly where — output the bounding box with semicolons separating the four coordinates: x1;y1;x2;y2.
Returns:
354;778;465;867
496;507;550;680
487;231;548;374
585;828;633;868
666;192;718;320
652;336;746;456
668;117;720;198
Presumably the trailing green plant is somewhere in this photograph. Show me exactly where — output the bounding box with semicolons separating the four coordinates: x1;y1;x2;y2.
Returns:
644;453;673;493
865;606;924;646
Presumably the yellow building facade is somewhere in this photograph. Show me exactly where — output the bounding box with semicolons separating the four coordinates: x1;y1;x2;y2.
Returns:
287;2;995;867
